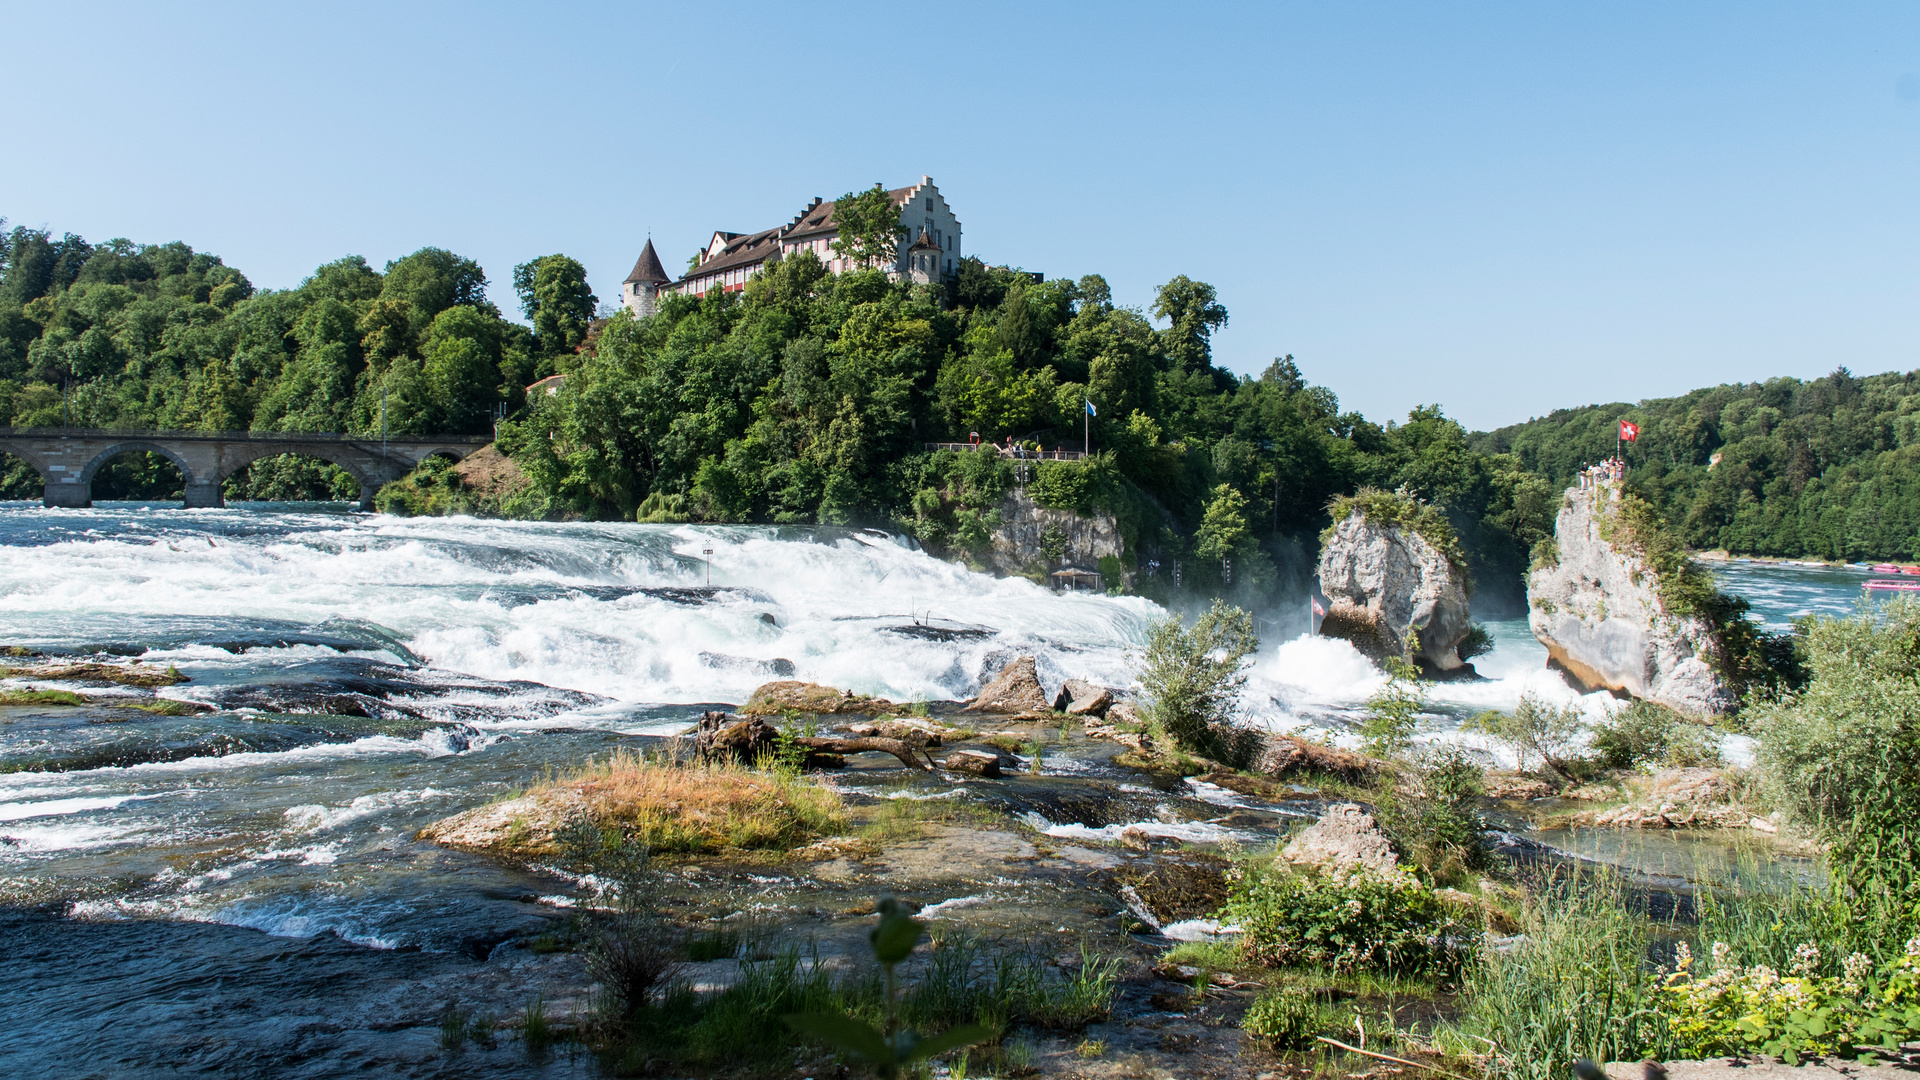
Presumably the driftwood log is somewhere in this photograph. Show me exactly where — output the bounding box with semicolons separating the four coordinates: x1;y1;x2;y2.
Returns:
793;736;932;771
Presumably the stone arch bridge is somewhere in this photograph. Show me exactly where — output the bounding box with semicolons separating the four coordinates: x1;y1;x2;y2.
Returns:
0;428;493;510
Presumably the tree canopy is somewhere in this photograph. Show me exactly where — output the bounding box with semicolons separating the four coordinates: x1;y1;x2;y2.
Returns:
1473;367;1920;561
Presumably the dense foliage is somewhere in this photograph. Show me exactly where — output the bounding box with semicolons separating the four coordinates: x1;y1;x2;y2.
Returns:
0;220;588;498
1755;596;1920;915
496;246;1555;601
1225;862;1473;976
1474;367;1920;561
1133;598;1258;757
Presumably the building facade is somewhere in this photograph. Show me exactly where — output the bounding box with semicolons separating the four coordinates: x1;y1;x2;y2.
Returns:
623;177;961;308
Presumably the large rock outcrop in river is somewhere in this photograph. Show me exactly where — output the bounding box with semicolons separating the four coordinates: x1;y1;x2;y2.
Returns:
1527;482;1732;715
1316;492;1474;673
983;488;1123;578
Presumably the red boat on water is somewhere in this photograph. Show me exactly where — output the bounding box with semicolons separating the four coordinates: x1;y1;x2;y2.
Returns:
1866;579;1920;591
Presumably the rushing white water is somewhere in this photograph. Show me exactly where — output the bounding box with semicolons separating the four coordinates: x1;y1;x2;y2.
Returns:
0;501;1870;950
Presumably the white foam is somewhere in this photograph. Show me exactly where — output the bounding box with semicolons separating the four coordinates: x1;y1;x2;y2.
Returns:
0;793;161;822
283;788;449;831
1160;918;1242;941
1021;812;1259;845
918;895;989;918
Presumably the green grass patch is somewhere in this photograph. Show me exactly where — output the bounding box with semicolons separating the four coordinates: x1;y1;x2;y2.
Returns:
0;689;87;706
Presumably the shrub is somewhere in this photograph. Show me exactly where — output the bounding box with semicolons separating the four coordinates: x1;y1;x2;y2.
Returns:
1225;863;1474;976
1754;597;1920;916
1242;988;1327;1050
559;820;685;1016
1380;746;1491;882
1361;656;1426;755
1467;694;1591;782
1458;623;1494;663
1590;700;1719;770
1134;599;1257;757
1655;938;1920;1064
635;491;690;523
1324;486;1470;583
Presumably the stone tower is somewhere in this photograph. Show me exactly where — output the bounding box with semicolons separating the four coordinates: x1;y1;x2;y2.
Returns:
622;239;671;317
905;227;942;285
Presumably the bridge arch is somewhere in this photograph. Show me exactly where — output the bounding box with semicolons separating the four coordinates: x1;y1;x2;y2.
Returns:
212;443;377;492
77;441;199;489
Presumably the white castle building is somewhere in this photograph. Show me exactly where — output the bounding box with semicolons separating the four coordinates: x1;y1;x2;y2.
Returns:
621;176;961;317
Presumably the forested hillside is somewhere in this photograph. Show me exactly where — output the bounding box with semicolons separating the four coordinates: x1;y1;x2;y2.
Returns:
1471;368;1920;561
0;211;1568;604
497;245;1553;606
0;222;593;498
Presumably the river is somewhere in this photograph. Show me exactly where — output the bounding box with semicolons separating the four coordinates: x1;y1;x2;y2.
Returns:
0;503;1882;1075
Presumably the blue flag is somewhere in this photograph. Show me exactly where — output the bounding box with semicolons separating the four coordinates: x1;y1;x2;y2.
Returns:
1085;400;1097;417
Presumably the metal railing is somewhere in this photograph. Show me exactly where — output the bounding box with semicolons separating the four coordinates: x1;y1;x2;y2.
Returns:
923;441;1087;461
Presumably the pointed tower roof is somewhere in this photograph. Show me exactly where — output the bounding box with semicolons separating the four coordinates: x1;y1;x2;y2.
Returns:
909;227;941;252
624;239;670;285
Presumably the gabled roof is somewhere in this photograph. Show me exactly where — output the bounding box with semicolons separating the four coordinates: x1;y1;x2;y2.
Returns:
624;239;670;285
676;226;784;285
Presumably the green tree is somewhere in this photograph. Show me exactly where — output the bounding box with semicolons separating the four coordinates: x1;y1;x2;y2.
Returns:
1196;483;1250;561
512;254;597;360
1152;275;1228;372
829;184;903;269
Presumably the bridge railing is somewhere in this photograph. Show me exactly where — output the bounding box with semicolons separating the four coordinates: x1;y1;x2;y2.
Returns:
0;427;493;444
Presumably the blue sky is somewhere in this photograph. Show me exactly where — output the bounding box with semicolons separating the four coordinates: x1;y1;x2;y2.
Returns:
5;1;1918;430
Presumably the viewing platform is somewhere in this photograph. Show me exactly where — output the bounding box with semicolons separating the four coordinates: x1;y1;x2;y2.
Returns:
923;442;1087;461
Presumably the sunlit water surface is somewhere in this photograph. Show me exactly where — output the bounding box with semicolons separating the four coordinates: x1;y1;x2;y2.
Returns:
0;503;1876;950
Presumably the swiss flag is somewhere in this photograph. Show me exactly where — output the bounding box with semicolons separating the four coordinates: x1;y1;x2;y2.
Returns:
1620;419;1640;442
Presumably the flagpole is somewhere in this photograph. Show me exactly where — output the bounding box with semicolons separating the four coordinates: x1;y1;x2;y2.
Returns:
1084;404;1089;456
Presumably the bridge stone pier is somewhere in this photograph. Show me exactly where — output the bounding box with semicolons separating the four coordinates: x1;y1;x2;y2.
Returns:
0;428;493;510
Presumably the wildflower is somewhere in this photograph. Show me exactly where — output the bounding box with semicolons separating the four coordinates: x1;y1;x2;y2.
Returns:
1750;964;1780;991
1790;942;1820;977
1710;941;1733;972
1344;899;1363;917
1675;942;1693;971
1844;952;1872;987
1906;937;1920;959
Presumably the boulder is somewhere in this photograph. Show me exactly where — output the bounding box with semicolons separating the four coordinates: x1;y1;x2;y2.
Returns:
1527;484;1733;715
1053;679;1115;716
1248;734;1376;783
1569;767;1759;829
964;656;1053;717
741;680;895;716
1317;505;1474;672
694;711;779;764
1482;771;1558;800
942;749;1003;778
1281;803;1401;878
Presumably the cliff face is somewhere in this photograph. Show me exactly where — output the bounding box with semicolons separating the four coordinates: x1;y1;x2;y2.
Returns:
981;489;1122;578
1527;482;1731;715
1317;512;1473;671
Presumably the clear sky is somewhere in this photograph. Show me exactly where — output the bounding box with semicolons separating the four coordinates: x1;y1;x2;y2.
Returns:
5;1;1917;431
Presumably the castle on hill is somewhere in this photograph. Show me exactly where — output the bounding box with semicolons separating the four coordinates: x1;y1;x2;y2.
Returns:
620;176;961;317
